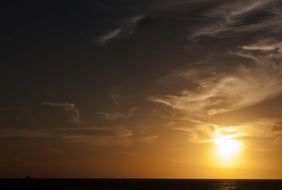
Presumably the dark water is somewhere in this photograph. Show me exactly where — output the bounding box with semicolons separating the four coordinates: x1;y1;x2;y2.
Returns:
1;179;282;190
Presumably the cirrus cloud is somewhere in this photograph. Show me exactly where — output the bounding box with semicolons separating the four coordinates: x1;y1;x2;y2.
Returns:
149;47;282;116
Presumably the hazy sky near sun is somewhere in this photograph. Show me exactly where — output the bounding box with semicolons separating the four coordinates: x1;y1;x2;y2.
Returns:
1;0;282;178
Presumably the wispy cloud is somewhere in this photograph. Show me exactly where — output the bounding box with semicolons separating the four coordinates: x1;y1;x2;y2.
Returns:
96;28;122;44
148;28;282;148
0;127;133;146
41;102;80;124
0;125;161;146
109;91;120;106
0;128;51;139
0;101;156;146
58;127;133;146
96;15;152;45
97;107;138;121
149;50;282;116
207;0;272;19
135;135;159;144
168;118;282;146
96;112;125;120
190;0;279;39
241;39;282;54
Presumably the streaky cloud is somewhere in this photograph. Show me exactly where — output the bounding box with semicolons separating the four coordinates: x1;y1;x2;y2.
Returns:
241;39;282;54
96;28;122;45
149;49;282;116
168;118;282;147
0;127;133;146
190;0;279;39
97;107;138;121
96;15;151;45
41;102;81;124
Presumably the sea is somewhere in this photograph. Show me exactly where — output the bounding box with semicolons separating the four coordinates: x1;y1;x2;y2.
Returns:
1;179;282;190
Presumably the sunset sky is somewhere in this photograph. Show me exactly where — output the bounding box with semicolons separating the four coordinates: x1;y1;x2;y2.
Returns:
1;0;282;178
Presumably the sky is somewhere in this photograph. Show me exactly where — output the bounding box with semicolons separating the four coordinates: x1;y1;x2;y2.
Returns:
1;0;282;178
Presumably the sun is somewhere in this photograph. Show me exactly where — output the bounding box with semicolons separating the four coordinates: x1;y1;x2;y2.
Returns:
212;134;244;167
214;136;242;158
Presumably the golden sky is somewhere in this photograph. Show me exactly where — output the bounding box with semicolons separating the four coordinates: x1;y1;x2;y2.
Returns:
0;0;282;178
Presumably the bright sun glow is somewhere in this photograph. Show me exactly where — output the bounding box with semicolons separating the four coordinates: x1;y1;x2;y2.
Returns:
212;134;244;167
214;136;241;158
